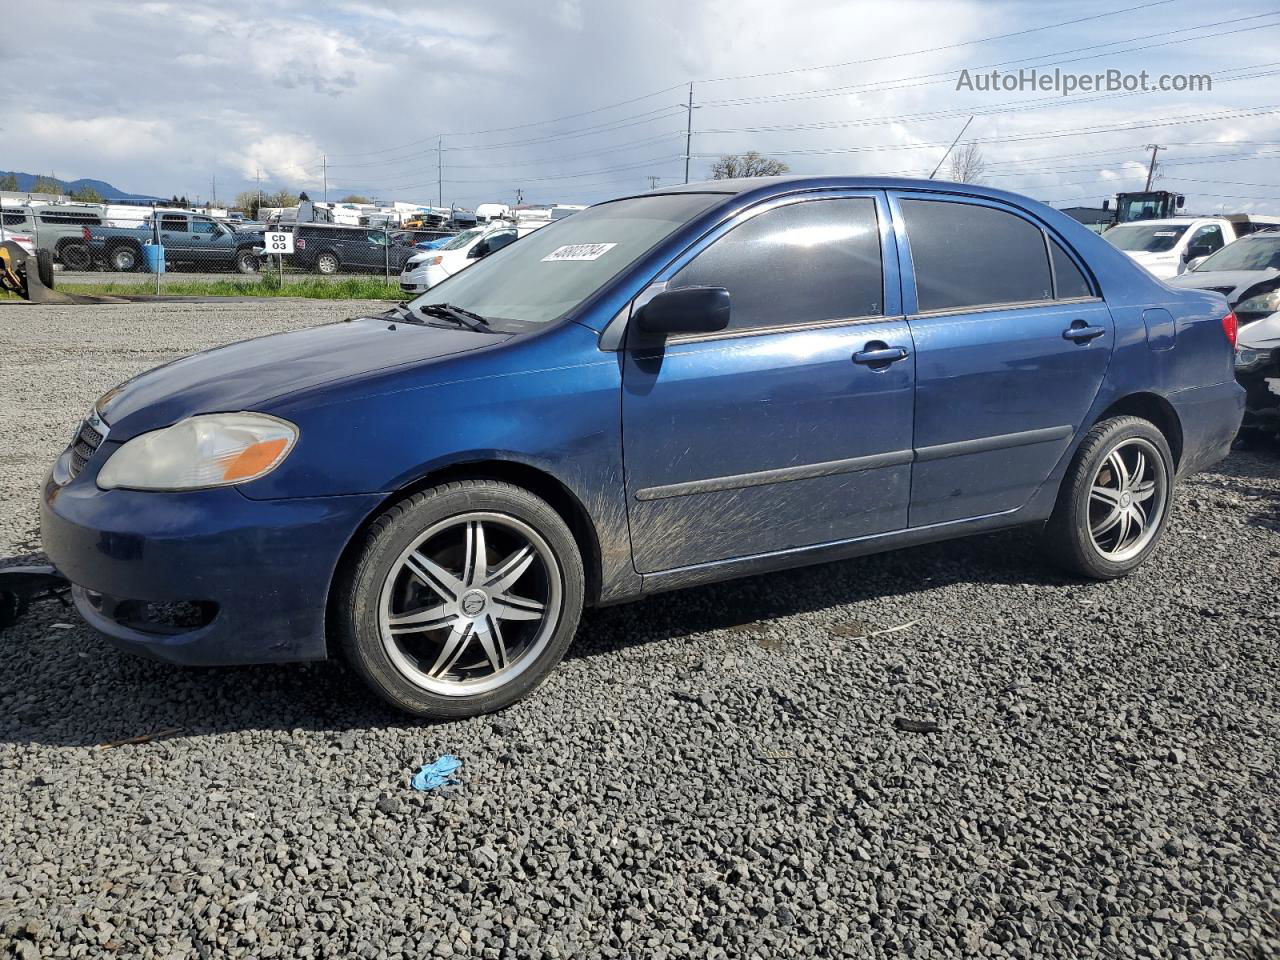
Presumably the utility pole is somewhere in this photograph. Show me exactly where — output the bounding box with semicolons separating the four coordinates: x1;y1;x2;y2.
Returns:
322;155;328;203
647;176;660;190
211;174;216;207
437;139;443;209
929;115;975;180
683;82;694;184
1143;144;1163;191
515;188;524;206
255;168;262;217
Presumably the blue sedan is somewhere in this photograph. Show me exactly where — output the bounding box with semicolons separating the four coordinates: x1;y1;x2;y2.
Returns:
41;177;1244;717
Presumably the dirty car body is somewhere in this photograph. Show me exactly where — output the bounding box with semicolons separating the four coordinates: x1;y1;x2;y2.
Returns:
41;176;1243;713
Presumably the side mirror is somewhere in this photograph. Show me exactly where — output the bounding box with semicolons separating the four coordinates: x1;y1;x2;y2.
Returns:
635;287;731;336
1176;195;1186;209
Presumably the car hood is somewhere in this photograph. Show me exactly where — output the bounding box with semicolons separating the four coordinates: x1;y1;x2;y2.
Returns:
98;316;508;437
1239;310;1280;350
1167;268;1279;300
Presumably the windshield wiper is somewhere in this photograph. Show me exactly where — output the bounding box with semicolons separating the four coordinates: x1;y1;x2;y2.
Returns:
382;301;426;324
417;302;493;332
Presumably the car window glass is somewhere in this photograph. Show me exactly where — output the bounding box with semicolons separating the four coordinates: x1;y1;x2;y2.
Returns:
192;221;216;235
1;211;27;227
160;217;188;233
1050;239;1093;299
1103;223;1188;253
668;197;883;332
901;199;1053;312
1190;224;1225;253
1195;236;1280;271
488;232;517;252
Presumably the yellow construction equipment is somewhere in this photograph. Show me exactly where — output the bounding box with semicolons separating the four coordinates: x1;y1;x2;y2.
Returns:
0;241;66;303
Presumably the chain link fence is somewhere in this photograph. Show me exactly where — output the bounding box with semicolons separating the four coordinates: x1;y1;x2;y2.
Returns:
1;197;461;298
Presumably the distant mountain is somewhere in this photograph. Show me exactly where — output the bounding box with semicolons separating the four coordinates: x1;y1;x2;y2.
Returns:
0;171;161;201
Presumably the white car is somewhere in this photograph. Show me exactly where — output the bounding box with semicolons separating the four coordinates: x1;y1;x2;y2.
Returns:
1103;216;1280;280
400;221;546;293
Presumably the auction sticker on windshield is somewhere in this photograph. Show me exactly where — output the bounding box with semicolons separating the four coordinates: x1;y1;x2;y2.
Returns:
542;243;618;262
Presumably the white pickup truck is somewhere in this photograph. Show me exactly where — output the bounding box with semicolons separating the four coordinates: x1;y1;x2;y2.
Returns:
1103;215;1280;279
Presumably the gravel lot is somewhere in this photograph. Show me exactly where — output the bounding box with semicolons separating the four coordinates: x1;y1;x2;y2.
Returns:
1;301;1278;960
55;271;384;286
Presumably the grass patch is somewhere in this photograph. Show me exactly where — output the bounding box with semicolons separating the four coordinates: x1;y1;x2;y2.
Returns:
42;275;405;301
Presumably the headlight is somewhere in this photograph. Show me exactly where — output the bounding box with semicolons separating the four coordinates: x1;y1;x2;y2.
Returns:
1235;347;1272;371
1235;290;1280;316
425;255;443;266
97;413;298;491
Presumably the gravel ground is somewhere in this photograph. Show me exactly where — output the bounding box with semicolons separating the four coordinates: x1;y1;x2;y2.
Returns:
55;270;385;286
1;301;1278;960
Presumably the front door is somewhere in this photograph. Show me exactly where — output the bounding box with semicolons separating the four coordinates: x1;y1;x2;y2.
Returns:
621;192;916;573
890;193;1114;527
158;214;191;257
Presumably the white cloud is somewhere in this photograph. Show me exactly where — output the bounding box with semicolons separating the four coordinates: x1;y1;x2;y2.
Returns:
3;0;1278;213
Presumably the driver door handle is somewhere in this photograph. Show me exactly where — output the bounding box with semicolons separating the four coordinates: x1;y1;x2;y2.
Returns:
854;345;909;365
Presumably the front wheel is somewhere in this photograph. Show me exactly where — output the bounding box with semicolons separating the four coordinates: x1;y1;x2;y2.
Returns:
235;249;259;274
316;251;339;275
338;480;585;718
1043;415;1174;579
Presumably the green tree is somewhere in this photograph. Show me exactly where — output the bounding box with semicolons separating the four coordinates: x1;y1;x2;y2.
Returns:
71;186;104;203
32;176;65;195
340;194;370;204
709;151;789;180
265;189;301;209
0;174;17;191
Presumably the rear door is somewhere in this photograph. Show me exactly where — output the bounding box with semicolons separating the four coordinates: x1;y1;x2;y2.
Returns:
621;191;916;572
158;213;191;258
890;192;1113;527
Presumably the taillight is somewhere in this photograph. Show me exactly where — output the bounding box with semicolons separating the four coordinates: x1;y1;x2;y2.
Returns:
82;226;91;241
1222;311;1238;347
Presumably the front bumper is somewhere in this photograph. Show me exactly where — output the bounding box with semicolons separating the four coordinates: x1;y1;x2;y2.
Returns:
40;471;382;665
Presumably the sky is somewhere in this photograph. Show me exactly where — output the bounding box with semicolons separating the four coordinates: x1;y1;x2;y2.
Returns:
4;0;1280;213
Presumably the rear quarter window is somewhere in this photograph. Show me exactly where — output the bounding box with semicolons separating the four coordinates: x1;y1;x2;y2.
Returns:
901;198;1053;312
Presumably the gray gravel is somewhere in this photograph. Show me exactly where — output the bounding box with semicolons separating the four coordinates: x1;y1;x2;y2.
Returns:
2;301;1279;959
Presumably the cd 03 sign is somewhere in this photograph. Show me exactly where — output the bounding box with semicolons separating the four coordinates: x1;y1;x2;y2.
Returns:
264;231;294;255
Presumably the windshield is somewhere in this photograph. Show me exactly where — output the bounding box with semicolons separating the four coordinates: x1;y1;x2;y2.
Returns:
1104;223;1189;253
438;228;485;251
409;193;725;330
1193;234;1280;272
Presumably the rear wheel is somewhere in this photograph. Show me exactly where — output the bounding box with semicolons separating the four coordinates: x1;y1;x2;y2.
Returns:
316;251;340;275
235;248;259;274
110;246;139;272
338;480;585;718
1043;415;1174;579
60;243;90;271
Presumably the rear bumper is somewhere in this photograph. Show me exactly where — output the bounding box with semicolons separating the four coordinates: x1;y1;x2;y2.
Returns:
40;471;382;665
1168;379;1246;476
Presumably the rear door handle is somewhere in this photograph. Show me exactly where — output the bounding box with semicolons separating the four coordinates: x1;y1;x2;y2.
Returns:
854;345;909;365
1063;322;1106;342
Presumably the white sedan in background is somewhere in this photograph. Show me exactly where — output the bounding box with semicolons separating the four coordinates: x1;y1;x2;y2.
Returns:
400;220;549;293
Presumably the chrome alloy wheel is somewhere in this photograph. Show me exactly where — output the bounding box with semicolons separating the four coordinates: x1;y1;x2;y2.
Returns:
1087;437;1167;564
377;512;562;696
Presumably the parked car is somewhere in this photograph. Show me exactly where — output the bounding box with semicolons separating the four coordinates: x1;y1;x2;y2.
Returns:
1166;229;1280;324
289;224;419;275
1;202;105;270
40;176;1243;718
1234;311;1280;438
86;211;265;273
1103;215;1280;279
400;221;547;293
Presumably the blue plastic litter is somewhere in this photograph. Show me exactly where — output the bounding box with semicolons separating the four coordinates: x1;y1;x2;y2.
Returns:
411;755;462;791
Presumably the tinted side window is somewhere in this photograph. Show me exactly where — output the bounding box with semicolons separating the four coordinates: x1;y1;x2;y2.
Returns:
1190;224;1225;254
160;216;189;233
1;211;27;227
901;199;1052;312
669;198;883;332
1050;239;1093;299
192;220;217;235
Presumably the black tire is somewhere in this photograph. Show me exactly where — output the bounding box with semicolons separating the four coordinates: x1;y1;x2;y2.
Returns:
110;246;139;272
1043;415;1175;580
235;248;259;274
59;243;90;272
35;250;55;289
316;251;340;275
338;480;585;719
